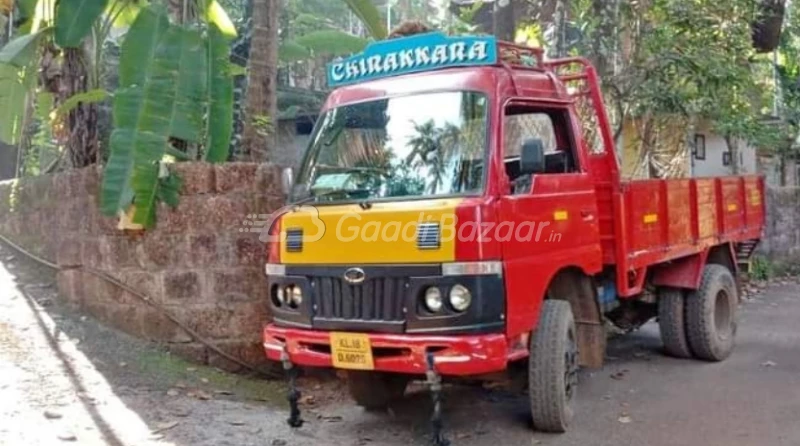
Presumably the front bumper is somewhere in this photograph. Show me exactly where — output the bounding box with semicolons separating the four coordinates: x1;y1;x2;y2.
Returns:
264;324;513;376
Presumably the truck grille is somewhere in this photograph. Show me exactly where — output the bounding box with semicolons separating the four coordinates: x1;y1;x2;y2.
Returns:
311;276;406;322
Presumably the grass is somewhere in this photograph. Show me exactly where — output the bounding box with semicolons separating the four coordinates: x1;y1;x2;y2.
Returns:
135;349;288;406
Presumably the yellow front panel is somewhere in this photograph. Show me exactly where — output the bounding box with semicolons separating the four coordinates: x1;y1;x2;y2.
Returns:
280;198;462;264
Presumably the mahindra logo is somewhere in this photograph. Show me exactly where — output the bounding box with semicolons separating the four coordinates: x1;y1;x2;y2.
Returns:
343;268;366;284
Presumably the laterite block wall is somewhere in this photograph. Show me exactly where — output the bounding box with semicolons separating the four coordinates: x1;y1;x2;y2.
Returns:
0;162;284;370
761;187;800;265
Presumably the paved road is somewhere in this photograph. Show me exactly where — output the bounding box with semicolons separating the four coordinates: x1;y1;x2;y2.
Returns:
1;244;799;446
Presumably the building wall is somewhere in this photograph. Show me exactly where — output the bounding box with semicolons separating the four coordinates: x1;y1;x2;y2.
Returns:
760;186;800;264
758;154;799;187
690;132;757;177
0;163;285;370
618;117;691;178
618;118;758;178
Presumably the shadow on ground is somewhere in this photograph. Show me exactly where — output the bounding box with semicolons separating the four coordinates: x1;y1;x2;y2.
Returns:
3;241;800;446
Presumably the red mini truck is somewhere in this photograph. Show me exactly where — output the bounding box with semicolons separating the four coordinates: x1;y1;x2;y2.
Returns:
261;33;765;442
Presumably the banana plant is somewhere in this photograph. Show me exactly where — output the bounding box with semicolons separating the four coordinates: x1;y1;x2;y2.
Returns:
342;0;387;40
100;5;237;226
278;0;388;64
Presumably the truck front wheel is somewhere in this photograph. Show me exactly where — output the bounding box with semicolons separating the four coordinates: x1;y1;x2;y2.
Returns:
528;300;578;433
686;264;738;361
346;371;408;411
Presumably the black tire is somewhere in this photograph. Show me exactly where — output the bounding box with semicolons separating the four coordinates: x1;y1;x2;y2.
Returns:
658;288;693;358
346;371;408;410
686;264;738;361
529;300;578;433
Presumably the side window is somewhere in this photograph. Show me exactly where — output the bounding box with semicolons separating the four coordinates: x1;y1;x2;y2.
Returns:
503;105;579;194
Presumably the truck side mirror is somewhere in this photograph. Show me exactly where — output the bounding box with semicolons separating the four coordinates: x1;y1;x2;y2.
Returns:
519;138;545;175
281;167;294;196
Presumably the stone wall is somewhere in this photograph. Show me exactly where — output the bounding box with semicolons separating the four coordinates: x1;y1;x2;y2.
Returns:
0;162;284;371
1;166;798;369
761;186;800;264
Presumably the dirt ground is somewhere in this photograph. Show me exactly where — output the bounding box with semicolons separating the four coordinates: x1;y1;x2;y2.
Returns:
2;243;800;446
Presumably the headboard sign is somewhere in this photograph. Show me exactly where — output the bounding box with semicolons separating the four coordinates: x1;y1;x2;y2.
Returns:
327;32;498;88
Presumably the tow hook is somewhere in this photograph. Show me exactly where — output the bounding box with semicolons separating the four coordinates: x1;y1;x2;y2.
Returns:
426;352;450;446
281;348;304;428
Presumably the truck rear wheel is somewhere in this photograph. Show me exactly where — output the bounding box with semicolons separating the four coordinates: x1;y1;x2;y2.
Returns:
346;371;408;411
686;264;738;361
529;300;578;433
658;288;693;358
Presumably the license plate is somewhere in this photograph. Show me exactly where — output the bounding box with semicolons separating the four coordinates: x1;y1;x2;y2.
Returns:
330;332;374;370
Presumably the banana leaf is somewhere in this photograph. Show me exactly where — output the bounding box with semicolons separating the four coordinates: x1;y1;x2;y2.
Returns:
0;29;48;68
0;65;29;144
204;0;237;39
54;0;109;48
104;0;145;28
204;25;233;163
341;0;387;40
101;6;208;225
54;88;110;121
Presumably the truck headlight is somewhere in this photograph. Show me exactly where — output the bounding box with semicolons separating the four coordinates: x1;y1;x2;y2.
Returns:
449;284;472;312
288;285;303;308
424;287;443;312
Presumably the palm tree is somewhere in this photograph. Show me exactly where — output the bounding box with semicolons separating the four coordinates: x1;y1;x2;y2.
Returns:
241;0;280;161
406;120;461;194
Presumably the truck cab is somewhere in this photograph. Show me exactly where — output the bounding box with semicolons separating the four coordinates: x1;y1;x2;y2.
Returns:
263;33;764;436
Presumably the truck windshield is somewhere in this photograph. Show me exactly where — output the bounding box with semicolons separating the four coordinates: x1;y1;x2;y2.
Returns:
292;91;488;203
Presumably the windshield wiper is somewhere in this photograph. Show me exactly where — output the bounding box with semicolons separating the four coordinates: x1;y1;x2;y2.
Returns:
290;188;374;208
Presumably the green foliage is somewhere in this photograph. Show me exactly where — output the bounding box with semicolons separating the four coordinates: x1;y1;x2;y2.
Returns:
566;0;777;174
31;91;59;174
54;0;109;48
103;0;145;28
102;6;208;225
279;40;311;63
340;0;387;40
53;88;110;121
157;169;183;208
204;25;234;162
294;30;368;56
100;5;236;226
750;256;773;281
0;30;49;67
0;63;35;145
202;0;238;39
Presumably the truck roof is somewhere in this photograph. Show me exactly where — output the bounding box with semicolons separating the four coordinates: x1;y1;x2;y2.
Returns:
323;33;573;111
322;65;571;112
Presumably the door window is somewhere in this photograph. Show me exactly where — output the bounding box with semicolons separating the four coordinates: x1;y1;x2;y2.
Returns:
503;106;579;194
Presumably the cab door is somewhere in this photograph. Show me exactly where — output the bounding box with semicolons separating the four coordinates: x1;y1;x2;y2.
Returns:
497;102;603;338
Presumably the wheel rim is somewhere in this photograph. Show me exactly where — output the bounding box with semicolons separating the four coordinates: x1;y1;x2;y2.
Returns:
714;289;733;341
564;328;578;402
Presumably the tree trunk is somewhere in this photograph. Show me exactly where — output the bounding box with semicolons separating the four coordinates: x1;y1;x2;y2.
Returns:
62;48;99;168
450;0;517;41
242;0;280;162
492;0;516;41
724;135;740;175
779;153;787;186
0;142;16;179
590;0;617;77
